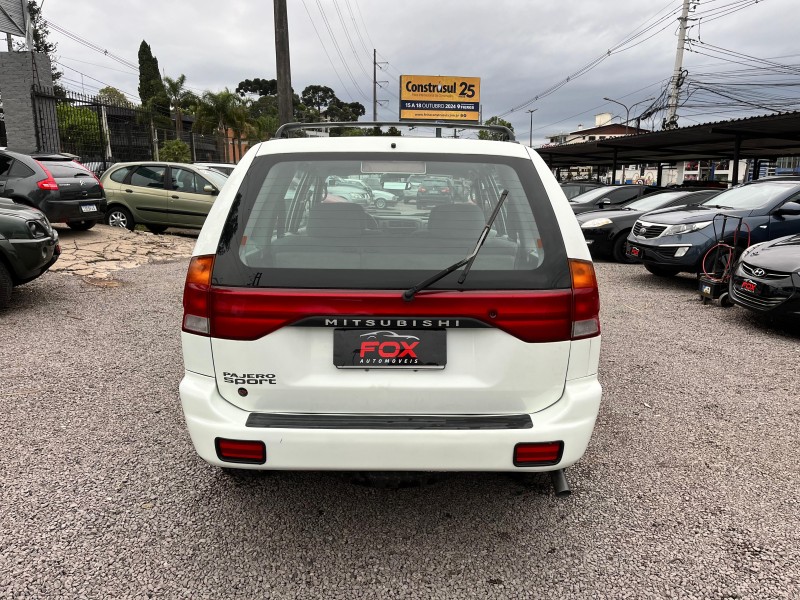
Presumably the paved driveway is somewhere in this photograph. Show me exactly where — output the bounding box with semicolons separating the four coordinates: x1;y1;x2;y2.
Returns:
49;224;197;282
0;255;798;598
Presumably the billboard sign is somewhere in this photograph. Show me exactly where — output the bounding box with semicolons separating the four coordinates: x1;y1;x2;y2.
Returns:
399;75;480;122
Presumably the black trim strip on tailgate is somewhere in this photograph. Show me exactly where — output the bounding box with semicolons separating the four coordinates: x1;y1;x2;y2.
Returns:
245;413;533;430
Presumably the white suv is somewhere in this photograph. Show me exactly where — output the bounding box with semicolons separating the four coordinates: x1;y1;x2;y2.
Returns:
179;123;601;494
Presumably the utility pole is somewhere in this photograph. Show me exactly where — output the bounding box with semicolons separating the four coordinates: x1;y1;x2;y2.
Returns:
665;0;693;129
373;49;388;122
274;0;293;126
527;108;538;147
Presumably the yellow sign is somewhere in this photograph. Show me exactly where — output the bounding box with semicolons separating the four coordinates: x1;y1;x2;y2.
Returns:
399;75;481;122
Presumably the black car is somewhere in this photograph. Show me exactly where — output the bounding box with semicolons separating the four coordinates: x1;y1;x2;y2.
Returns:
578;189;720;262
569;184;663;215
0;150;107;230
560;181;605;200
0;198;60;308
728;234;800;319
415;176;456;209
626;179;800;277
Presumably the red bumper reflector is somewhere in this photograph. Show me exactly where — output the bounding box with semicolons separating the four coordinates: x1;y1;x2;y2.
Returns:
215;438;266;464
513;441;564;466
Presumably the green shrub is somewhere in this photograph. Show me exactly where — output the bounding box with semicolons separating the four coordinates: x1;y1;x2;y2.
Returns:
159;139;191;162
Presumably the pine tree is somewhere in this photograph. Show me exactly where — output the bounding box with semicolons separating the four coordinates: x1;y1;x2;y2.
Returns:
137;41;169;113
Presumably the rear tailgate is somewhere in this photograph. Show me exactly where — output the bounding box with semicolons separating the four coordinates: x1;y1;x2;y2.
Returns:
206;289;574;415
49;162;104;202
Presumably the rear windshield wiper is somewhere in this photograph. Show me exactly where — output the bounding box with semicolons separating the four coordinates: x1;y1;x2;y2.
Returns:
402;190;508;302
705;204;734;209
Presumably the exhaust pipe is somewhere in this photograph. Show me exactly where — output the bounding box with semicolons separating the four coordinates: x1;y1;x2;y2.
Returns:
550;469;571;497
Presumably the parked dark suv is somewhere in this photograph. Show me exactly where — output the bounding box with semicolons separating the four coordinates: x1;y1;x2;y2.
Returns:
626;178;800;276
0;150;107;230
0;198;60;308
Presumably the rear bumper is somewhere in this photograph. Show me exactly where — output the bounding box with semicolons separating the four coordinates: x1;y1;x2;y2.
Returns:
40;197;108;223
179;371;602;471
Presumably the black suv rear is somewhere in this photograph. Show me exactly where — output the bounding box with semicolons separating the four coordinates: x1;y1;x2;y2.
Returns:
0;150;107;230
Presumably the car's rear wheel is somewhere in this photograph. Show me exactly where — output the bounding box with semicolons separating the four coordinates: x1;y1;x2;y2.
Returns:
644;263;682;277
145;225;168;234
0;262;12;308
67;220;96;231
612;232;636;263
106;206;134;230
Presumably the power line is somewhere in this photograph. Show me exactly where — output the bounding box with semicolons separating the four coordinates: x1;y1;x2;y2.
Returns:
498;1;684;117
45;19;138;71
314;0;369;100
300;0;354;99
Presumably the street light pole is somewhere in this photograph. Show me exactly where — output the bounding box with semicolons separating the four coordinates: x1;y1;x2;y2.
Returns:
603;96;656;135
527;108;537;147
602;96;655;184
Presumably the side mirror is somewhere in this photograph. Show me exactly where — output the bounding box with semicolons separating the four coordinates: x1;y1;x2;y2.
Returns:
204;184;218;195
595;198;611;206
775;201;800;216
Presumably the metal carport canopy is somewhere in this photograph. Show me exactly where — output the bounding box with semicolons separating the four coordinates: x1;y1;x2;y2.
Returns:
537;111;800;168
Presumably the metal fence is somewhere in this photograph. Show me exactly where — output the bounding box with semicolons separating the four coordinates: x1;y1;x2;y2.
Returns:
31;86;235;173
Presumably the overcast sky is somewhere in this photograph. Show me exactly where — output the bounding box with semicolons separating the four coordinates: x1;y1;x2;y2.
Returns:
37;0;800;143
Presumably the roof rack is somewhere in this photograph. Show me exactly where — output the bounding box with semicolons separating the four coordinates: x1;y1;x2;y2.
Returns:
274;121;516;142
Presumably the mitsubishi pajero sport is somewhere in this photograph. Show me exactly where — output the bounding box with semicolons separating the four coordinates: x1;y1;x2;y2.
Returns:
179;122;601;495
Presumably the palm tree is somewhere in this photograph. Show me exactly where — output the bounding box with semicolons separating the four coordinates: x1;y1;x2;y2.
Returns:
163;74;195;139
194;89;240;162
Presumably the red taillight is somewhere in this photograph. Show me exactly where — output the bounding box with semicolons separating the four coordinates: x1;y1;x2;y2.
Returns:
206;288;574;343
418;186;427;193
182;255;215;335
569;259;600;339
513;441;564;466
215;438;266;464
35;161;58;191
441;187;450;193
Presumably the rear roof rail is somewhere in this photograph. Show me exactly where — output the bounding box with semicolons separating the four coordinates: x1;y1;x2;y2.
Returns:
274;121;516;142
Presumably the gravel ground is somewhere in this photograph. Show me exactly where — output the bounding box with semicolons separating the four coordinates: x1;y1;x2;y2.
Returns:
0;257;798;599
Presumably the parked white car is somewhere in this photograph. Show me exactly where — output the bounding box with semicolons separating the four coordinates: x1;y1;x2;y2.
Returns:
179;123;601;494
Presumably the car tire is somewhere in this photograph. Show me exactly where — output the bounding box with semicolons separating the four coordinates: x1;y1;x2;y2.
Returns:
106;206;135;230
375;198;387;209
0;261;12;308
145;225;168;234
612;232;636;263
67;220;96;231
644;263;681;277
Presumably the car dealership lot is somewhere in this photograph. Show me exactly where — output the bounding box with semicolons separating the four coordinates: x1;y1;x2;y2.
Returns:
0;248;798;598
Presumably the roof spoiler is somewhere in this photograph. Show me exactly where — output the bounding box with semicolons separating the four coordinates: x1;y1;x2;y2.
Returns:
274;121;516;142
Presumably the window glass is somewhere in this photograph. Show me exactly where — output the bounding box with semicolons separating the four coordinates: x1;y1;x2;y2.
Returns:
110;166;133;183
131;166;166;189
211;153;570;291
701;182;793;210
0;156;13;178
8;160;35;178
47;163;93;178
171;167;198;193
569;186;618;203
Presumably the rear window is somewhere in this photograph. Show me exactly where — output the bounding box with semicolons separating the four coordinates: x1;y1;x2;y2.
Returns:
212;153;569;291
46;162;95;178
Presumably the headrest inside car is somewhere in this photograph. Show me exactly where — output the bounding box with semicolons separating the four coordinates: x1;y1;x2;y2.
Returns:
427;204;486;238
307;202;368;237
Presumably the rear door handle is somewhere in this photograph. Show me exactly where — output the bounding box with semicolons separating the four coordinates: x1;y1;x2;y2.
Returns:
125;189;133;193
171;195;179;199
